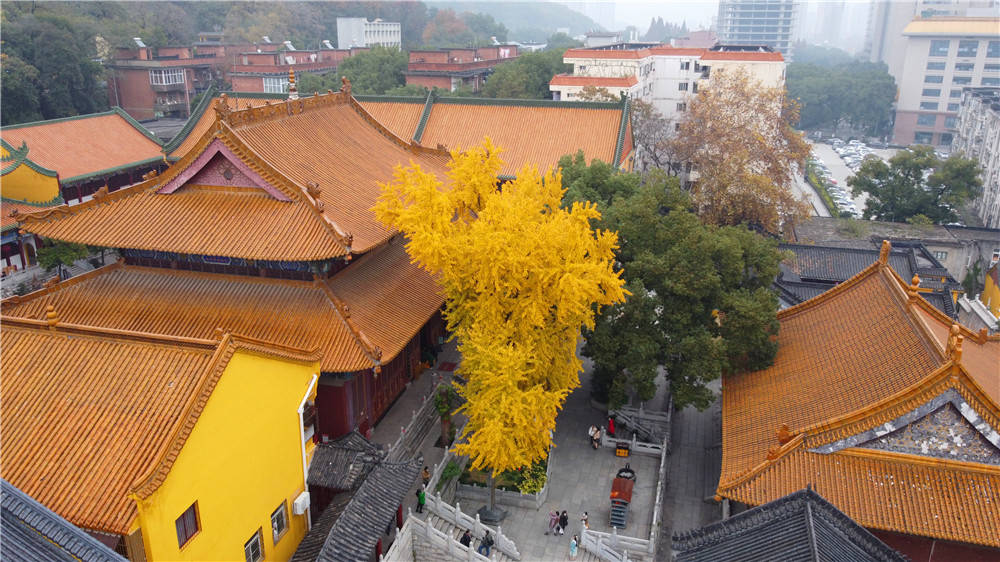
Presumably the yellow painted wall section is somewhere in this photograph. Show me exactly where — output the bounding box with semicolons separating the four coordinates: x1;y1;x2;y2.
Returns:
983;266;1000;317
1;163;60;203
135;350;319;562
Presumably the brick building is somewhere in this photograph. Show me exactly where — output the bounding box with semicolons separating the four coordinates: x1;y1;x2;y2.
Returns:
404;46;519;92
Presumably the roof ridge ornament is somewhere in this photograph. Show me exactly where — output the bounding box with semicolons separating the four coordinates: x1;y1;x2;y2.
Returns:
907;274;921;300
777;423;792;445
877;239;891;265
945;324;964;363
340;76;352;96
45;305;58;329
213;93;232;123
288;69;298;101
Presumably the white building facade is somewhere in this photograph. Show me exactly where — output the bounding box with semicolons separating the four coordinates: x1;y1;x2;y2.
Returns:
953;87;1000;228
336;18;401;49
716;0;800;60
893;18;1000;147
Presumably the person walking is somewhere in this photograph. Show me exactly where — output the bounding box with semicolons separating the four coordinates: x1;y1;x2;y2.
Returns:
570;535;579;560
591;427;602;449
559;511;569;535
608;416;616;437
421;466;431;487
460;529;472;547
415;487;426;513
546;509;559;535
478;530;494;556
580;511;589;530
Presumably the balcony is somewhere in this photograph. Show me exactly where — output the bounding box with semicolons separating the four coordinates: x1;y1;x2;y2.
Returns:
151;82;185;93
153;99;187;113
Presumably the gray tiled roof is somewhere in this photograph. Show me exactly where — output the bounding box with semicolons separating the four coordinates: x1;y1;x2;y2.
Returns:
308;431;387;491
290;491;353;562
779;244;914;283
317;459;422;562
1;479;125;562
672;488;907;562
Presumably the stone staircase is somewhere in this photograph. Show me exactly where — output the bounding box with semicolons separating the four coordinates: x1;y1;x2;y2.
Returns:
423;512;514;562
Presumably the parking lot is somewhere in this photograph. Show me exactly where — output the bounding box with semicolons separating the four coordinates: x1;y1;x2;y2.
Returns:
809;140;899;218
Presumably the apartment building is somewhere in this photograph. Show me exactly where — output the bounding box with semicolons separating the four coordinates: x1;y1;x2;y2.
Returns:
953;87;1000;228
230;43;368;93
335;17;401;49
716;0;800;59
549;44;785;124
893;18;1000;147
404;46;518;92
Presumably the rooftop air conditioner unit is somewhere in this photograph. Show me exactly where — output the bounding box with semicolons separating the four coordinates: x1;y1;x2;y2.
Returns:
292;491;310;515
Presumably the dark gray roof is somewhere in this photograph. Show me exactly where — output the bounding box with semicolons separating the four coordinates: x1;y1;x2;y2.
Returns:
779;243;914;283
308;431;386;490
672;488;907;562
1;479;126;562
316;459;422;562
290;491;353;562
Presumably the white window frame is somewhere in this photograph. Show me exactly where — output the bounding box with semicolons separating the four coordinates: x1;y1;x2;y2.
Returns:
149;68;185;85
244;529;263;562
271;503;288;544
262;76;289;94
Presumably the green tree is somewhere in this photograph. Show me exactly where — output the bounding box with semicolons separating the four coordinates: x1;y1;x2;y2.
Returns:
384;84;431;97
37;241;89;280
786;61;895;136
422;8;478;47
561;163;783;410
461;12;508;44
482;49;569;99
545;32;582;51
335;46;408;95
849;146;982;223
790;42;855;66
1;53;43;125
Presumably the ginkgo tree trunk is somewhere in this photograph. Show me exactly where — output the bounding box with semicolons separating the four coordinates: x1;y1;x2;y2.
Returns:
374;139;627;519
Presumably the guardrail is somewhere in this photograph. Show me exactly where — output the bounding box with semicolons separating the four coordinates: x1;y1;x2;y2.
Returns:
424;492;521;560
387;373;448;462
381;509;493;562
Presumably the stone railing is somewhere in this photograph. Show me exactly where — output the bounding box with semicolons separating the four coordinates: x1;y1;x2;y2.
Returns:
454;444;553;510
381;509;493;562
424;492;521;560
610;398;673;453
387;373;449;462
580;436;669;561
426;419;470;500
599;431;666;457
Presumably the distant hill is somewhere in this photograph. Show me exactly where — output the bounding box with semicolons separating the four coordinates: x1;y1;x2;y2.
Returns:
427;1;600;42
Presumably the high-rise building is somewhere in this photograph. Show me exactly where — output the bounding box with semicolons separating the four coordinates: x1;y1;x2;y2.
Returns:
954;87;1000;228
716;0;800;59
336;18;401;50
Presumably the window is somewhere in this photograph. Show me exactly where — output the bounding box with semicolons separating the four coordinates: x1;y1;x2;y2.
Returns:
920;101;938;110
674;122;681;131
934;251;948;261
149;68;185;85
922;88;941;97
263;77;289;94
244;530;263;562
676;102;687;112
957;40;979;58
940;132;953;145
924;75;943;84
944;116;958;128
917;114;937;126
692;82;699;93
271;503;288;543
680;61;690;70
992;248;1000;264
984;77;1000;86
954;62;974;72
929;39;950;57
926;61;946;71
678;82;688;91
175;503;199;548
948;103;960;111
953;76;972;85
986;63;1000;72
989;41;1000;58
914;132;934;144
951;89;962;98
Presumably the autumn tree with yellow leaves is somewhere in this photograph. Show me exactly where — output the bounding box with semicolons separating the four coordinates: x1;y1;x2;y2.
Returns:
671;66;811;233
374;140;627;512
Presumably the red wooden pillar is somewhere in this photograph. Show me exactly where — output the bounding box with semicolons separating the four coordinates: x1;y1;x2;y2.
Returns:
375;538;382;559
396;505;403;529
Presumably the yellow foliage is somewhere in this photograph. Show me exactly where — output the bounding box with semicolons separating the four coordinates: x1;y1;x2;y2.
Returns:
374;139;627;475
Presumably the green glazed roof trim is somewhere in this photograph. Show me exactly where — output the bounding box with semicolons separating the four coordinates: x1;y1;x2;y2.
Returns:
2;194;65;232
412;89;437;144
61;156;165;186
433;96;622;109
353;95;426;104
0;141;59;178
612;95;631;168
110;107;164;146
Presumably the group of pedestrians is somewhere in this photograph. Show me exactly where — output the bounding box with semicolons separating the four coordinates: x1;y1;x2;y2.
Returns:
545;508;588;560
459;528;495;556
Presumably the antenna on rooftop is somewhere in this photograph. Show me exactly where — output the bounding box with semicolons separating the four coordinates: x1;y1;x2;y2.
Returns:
133;37;146;48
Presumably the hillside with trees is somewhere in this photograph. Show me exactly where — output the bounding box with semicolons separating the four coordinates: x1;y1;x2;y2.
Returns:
428;0;600;42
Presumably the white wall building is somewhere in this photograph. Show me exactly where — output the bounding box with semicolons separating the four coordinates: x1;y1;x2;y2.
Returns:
716;0;800;60
954;87;1000;228
336;17;401;49
549;45;786;124
893;18;1000;147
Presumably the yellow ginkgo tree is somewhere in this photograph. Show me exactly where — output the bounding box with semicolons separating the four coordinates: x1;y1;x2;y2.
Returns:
374;139;626;515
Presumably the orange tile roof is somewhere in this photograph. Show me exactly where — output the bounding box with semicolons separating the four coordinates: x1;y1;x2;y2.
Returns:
357;98;425;142
2;200;58;232
1;109;163;182
718;246;1000;547
19;91;444;260
647;46;708;56
549;74;638;87
1;237;442;373
168;93;284;159
0;319;317;534
700;51;784;61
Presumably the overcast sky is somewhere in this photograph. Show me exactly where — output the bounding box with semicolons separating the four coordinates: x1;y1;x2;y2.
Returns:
610;1;719;31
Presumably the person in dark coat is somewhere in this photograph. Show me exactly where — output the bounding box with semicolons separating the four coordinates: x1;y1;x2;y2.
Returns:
460;529;472;547
559;511;569;535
